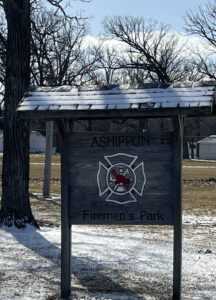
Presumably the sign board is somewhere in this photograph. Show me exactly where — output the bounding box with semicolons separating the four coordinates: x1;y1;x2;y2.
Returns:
60;117;182;300
67;132;176;225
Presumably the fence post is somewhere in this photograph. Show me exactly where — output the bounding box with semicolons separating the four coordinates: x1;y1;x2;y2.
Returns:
43;121;54;198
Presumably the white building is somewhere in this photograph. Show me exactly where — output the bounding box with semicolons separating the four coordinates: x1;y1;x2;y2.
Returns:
0;131;46;153
29;131;46;153
198;135;216;160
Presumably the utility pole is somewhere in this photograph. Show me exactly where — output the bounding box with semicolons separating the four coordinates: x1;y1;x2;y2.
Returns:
43;121;54;198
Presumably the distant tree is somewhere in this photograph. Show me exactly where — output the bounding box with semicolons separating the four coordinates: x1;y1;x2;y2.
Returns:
118;50;154;87
31;7;97;87
92;46;120;86
185;1;216;80
104;16;186;86
120;67;149;88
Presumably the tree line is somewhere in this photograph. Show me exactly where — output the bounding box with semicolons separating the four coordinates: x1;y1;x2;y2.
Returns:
0;0;215;227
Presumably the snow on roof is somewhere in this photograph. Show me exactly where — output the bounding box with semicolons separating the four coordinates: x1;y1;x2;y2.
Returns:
17;85;216;118
198;135;216;144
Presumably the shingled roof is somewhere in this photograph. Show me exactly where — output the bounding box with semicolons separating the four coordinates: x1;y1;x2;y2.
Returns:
17;85;216;119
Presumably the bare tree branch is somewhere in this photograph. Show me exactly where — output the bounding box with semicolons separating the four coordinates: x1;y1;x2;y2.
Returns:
104;16;186;85
30;5;98;87
185;2;216;48
185;1;216;80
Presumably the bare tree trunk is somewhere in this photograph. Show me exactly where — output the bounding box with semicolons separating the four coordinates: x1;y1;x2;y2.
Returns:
43;121;54;198
0;0;37;227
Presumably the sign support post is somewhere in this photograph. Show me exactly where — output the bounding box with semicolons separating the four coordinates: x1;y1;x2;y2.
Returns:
61;133;71;299
173;116;183;300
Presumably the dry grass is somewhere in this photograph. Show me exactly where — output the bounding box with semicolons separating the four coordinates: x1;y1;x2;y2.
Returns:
182;160;216;215
29;154;60;193
183;167;216;180
184;185;216;213
30;154;60;164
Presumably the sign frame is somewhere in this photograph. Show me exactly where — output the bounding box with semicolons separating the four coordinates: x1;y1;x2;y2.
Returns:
58;115;183;300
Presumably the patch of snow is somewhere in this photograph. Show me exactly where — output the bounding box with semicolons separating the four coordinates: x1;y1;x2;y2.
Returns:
183;213;216;226
0;214;216;299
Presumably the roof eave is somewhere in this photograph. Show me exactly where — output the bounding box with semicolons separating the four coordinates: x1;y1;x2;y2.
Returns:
18;106;214;121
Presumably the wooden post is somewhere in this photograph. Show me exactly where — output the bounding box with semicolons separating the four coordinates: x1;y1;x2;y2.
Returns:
60;132;71;299
43;121;54;198
173;116;183;300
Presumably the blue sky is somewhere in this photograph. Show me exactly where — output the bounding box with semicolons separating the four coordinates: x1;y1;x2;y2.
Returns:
72;0;204;35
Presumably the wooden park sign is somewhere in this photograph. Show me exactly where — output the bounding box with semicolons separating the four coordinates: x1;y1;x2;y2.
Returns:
66;130;178;225
18;85;216;300
60;117;183;299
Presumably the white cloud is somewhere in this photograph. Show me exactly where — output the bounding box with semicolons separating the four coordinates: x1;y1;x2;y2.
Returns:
82;32;215;59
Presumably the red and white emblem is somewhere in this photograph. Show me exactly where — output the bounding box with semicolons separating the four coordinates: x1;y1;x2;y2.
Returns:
97;153;146;204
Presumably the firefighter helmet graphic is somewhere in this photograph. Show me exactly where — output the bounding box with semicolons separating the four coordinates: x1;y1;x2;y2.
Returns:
97;153;146;204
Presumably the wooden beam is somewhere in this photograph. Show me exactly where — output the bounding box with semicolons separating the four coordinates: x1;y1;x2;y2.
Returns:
18;106;213;121
59;124;71;299
43;121;54;198
173;116;183;300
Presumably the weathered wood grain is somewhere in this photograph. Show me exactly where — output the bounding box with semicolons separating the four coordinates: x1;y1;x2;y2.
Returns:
67;131;176;225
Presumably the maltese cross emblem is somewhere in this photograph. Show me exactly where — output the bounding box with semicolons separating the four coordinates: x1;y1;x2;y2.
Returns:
97;153;146;205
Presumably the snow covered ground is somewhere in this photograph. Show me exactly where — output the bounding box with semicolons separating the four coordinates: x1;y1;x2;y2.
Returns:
0;214;216;300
